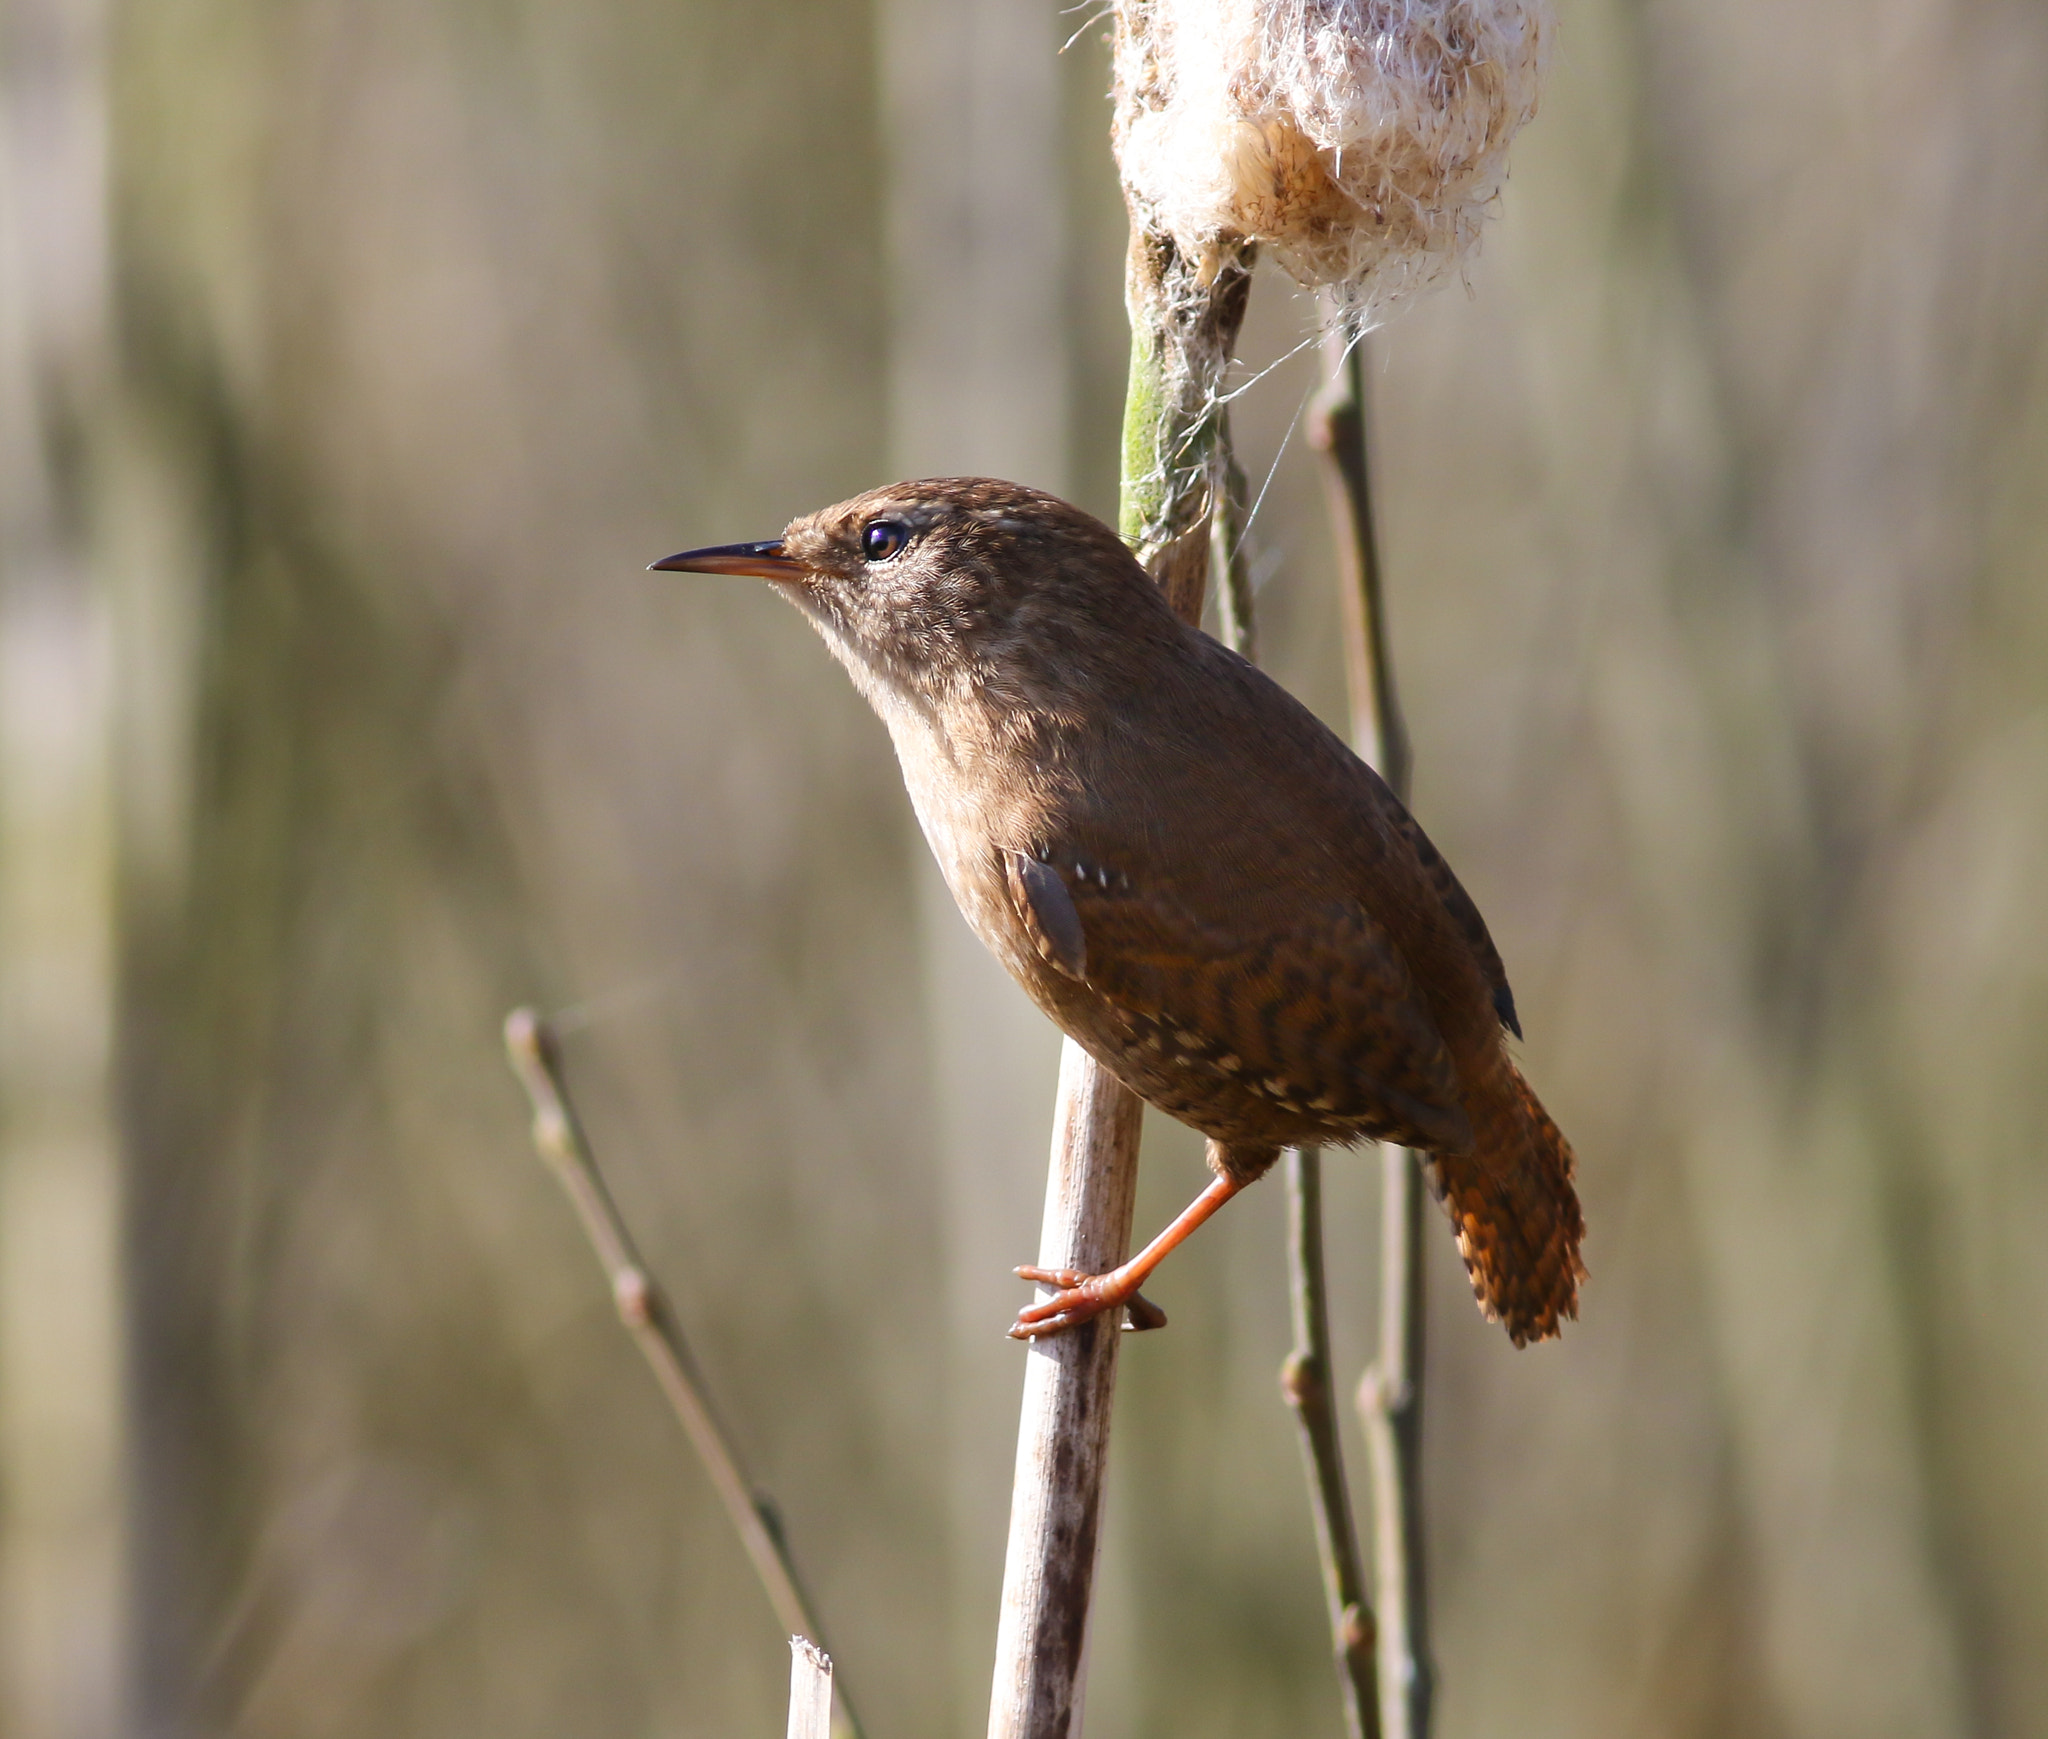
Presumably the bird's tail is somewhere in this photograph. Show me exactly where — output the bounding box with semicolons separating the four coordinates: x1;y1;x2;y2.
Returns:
1429;1058;1585;1346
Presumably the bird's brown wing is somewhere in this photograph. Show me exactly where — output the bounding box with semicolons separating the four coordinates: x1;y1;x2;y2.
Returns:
1181;634;1522;1039
1381;798;1521;1038
1021;850;1470;1152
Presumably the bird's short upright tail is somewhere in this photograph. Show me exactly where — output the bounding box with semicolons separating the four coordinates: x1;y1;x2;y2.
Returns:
1430;1060;1585;1346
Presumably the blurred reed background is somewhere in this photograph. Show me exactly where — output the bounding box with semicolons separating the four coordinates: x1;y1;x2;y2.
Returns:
1;0;2045;1736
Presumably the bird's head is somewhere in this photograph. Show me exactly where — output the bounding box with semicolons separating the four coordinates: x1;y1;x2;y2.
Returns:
652;477;1177;719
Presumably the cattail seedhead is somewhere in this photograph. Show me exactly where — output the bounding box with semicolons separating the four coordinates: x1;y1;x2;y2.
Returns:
1114;0;1550;317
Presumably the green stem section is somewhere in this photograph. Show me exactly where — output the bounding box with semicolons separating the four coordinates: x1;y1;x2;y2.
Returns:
1116;229;1255;616
1118;303;1169;547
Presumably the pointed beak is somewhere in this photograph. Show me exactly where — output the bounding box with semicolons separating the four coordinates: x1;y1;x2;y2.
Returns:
648;539;804;580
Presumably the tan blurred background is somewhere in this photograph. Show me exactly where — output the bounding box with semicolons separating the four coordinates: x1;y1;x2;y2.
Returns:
3;0;2046;1735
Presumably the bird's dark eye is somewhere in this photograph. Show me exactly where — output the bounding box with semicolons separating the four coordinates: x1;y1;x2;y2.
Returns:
861;519;909;562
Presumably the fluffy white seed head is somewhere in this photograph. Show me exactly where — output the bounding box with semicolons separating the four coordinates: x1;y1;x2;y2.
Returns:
1114;0;1551;317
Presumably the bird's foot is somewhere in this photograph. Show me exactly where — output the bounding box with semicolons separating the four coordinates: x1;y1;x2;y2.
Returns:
1008;1266;1167;1339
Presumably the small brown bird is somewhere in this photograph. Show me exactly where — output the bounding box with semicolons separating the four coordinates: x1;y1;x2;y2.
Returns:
655;478;1584;1345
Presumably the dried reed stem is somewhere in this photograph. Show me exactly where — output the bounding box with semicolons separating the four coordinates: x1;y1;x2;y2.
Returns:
1307;320;1434;1739
987;206;1249;1739
786;1637;835;1739
988;1045;1146;1739
501;1009;862;1739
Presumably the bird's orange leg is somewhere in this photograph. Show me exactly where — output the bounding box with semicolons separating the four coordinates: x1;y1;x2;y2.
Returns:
1009;1173;1247;1339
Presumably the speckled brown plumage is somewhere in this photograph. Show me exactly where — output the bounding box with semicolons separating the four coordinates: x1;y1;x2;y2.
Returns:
654;477;1585;1345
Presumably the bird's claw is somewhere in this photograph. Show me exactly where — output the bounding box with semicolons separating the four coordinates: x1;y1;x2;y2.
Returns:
1008;1266;1167;1338
1123;1291;1169;1331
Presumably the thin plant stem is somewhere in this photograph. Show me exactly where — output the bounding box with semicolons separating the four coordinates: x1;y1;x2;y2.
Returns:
501;1008;863;1739
1311;321;1411;797
1308;312;1434;1739
1214;413;1381;1739
1282;1148;1381;1739
1361;1144;1432;1739
1211;425;1258;664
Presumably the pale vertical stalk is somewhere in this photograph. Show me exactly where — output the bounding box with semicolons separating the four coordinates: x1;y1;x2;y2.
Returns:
786;1637;835;1739
987;182;1249;1735
1310;317;1433;1739
987;1045;1144;1739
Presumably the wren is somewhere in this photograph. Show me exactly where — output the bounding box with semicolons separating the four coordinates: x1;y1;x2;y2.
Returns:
654;477;1584;1345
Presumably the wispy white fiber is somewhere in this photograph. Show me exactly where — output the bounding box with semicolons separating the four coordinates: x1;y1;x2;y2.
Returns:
1114;0;1550;318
